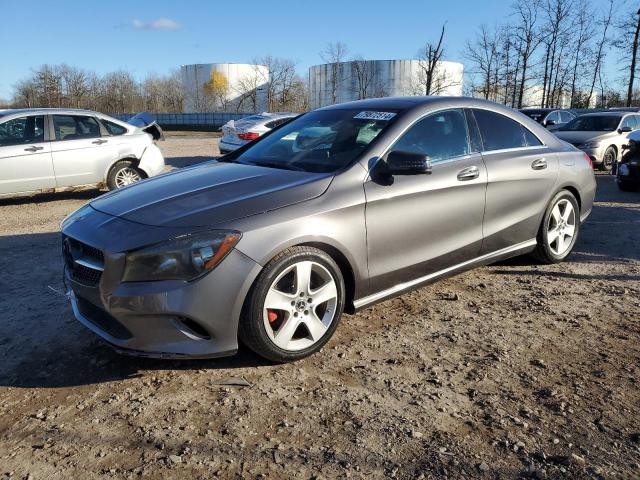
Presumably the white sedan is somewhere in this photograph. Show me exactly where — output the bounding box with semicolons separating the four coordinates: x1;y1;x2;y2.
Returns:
219;112;298;154
0;108;165;196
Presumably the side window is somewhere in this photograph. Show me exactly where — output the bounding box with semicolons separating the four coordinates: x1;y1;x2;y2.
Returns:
103;120;128;136
390;109;470;163
622;115;639;130
559;111;573;123
53;115;101;141
546;111;561;124
472;109;531;151
0;116;45;146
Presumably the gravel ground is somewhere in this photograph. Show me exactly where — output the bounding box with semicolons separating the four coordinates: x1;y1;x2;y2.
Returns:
0;135;639;479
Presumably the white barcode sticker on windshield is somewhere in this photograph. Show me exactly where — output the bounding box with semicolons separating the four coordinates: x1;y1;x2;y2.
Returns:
354;111;396;121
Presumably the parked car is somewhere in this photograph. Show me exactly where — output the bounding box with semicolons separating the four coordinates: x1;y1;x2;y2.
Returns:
0;108;165;196
554;111;640;171
617;130;640;191
61;97;596;362
219;112;298;153
519;108;576;131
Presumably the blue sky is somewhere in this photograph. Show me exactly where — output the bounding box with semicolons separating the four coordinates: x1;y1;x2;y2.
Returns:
0;0;620;100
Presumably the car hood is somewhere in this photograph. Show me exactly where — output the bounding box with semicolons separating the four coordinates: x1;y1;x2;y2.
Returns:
90;161;333;228
554;131;614;143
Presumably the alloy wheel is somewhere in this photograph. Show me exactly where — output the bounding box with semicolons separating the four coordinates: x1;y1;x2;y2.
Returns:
547;199;576;256
114;167;142;188
263;261;338;352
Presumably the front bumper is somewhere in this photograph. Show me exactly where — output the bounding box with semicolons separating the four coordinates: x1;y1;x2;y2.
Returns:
61;208;262;358
65;247;261;359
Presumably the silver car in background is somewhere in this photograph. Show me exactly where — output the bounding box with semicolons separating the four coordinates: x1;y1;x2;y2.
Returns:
0;108;165;196
219;112;298;153
554;111;640;171
61;97;596;363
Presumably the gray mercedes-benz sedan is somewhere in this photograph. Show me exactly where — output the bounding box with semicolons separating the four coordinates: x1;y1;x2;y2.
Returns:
61;97;596;362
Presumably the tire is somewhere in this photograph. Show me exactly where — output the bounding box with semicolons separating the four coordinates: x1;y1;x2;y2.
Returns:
106;160;145;190
239;246;345;362
599;146;616;172
533;190;580;264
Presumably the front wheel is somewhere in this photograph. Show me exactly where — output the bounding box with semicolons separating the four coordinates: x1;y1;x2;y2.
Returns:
599;146;616;172
239;246;345;362
107;160;145;190
533;190;580;264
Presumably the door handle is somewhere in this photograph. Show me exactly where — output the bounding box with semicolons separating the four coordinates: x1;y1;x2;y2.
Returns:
457;166;480;181
531;158;547;170
92;139;108;145
24;146;43;152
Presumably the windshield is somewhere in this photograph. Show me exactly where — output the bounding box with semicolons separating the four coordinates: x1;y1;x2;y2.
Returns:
230;108;400;173
560;115;621;132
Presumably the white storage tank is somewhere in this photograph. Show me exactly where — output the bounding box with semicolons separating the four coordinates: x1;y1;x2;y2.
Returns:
181;63;269;113
308;59;464;109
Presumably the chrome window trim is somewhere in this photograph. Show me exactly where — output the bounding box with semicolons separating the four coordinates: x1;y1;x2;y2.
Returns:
480;145;551;155
353;239;537;309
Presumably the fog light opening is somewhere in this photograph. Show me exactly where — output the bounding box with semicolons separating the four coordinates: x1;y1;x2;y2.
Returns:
173;317;211;340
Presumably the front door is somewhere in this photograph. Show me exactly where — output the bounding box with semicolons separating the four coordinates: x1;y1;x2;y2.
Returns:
0;115;55;194
364;108;487;294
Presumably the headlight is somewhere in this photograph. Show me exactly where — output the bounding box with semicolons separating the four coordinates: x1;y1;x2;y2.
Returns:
122;230;241;282
579;142;600;149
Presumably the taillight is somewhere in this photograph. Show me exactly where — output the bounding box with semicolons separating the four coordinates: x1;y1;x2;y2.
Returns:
237;131;260;141
583;152;593;169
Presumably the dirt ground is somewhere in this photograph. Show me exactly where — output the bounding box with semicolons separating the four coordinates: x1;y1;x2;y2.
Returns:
0;134;639;479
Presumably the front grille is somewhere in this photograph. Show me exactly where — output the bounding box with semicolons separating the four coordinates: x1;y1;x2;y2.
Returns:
76;296;133;340
63;236;104;286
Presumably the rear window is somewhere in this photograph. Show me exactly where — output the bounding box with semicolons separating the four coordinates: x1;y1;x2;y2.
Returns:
560;115;621;132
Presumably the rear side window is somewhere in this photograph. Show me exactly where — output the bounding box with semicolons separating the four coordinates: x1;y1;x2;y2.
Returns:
103;120;128;136
473;109;541;151
53;115;101;141
390;108;470;163
621;115;637;130
0;116;45;146
559;111;574;123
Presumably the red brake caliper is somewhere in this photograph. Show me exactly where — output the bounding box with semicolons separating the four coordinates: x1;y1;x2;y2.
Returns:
267;309;279;323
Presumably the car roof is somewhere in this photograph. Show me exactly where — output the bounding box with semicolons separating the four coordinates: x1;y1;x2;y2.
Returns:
0;107;100;117
319;96;519;112
579;111;627;117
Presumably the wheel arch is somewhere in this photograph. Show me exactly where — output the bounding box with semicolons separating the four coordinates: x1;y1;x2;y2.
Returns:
297;241;357;314
104;156;146;182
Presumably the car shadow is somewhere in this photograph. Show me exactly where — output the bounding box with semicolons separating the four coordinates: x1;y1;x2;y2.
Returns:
0;231;270;389
0;188;103;206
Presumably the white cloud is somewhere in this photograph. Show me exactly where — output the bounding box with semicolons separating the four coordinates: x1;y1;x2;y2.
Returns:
132;18;182;30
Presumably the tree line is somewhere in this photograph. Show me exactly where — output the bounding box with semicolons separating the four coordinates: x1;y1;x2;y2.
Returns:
4;0;640;113
464;0;640;108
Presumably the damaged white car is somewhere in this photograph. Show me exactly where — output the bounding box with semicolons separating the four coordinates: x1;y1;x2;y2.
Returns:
0;109;165;196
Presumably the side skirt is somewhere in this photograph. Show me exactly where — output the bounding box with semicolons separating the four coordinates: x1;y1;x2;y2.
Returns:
352;239;537;311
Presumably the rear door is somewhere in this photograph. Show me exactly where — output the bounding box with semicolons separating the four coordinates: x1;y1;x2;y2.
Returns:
0;114;55;194
50;114;115;187
472;108;558;254
364;108;487;293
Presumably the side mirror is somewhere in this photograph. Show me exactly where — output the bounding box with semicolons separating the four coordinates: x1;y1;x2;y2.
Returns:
385;150;432;175
619;126;633;133
544;120;556;127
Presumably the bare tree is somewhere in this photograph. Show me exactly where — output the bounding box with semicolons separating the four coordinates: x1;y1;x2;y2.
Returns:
350;56;375;100
614;4;640;106
465;25;502;100
586;0;614;107
512;0;543;108
415;23;448;95
319;41;348;105
568;0;595;107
